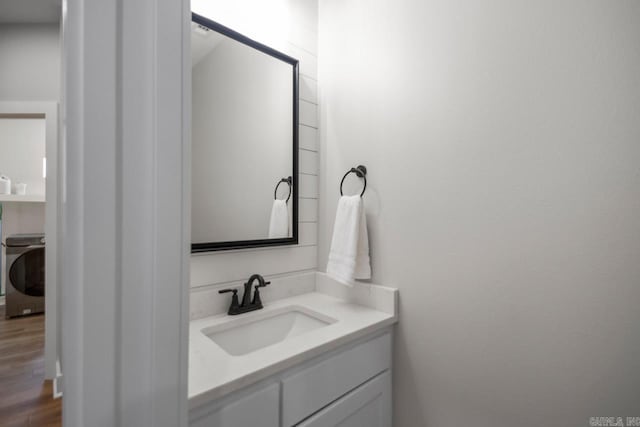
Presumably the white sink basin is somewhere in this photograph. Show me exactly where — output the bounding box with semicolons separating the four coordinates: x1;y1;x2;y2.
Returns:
202;306;337;356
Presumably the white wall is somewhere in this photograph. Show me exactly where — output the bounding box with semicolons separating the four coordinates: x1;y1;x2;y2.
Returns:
318;1;640;426
190;0;319;319
0;118;46;195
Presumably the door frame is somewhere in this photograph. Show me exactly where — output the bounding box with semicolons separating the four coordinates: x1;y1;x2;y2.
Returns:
0;101;59;381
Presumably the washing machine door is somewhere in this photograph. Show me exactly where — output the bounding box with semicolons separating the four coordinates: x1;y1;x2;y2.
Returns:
9;247;45;297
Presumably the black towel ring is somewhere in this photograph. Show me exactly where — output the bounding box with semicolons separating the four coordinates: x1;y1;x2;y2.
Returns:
340;165;367;197
274;176;292;203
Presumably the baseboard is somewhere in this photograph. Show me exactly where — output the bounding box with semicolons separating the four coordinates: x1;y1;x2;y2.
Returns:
53;359;63;399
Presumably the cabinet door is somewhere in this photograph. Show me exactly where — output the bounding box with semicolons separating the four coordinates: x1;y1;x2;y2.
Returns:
190;383;279;427
295;371;391;427
282;332;391;426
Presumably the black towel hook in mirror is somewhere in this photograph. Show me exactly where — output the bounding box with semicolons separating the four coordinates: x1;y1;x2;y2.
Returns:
340;165;367;197
274;176;292;203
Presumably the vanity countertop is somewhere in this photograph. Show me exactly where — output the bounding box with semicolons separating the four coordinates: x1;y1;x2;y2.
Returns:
188;274;398;409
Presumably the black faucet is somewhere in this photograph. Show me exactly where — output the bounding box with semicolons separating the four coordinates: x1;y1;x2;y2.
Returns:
218;274;271;315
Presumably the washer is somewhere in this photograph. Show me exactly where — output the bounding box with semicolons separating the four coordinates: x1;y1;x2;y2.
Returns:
5;233;45;318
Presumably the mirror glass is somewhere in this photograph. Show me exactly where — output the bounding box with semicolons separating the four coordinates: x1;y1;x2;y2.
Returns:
191;14;298;252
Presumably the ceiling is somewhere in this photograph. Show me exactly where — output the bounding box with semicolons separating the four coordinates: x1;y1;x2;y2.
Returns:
0;0;62;24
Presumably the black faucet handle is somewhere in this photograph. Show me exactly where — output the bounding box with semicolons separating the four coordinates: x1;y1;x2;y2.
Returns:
255;281;271;289
252;281;269;306
219;288;240;314
251;281;270;307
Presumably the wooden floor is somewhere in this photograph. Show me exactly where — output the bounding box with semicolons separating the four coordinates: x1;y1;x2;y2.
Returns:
0;305;62;426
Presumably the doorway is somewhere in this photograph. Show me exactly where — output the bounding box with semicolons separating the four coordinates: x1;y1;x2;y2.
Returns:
0;4;63;423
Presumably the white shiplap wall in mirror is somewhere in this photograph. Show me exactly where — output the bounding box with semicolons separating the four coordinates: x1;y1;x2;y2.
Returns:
190;0;319;319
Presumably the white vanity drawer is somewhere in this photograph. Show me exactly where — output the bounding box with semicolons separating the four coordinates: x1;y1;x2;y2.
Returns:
190;383;279;427
295;371;391;427
281;332;391;426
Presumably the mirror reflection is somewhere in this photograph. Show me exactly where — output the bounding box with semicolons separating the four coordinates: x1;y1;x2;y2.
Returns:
191;16;298;251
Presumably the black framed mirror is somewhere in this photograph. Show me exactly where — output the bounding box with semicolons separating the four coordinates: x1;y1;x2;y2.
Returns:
191;13;299;253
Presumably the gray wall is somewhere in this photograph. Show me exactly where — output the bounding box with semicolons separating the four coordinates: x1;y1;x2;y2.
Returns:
318;1;640;426
0;24;60;100
0;24;59;296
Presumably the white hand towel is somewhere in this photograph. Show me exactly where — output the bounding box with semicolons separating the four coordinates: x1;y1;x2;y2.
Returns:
268;199;289;238
326;195;371;284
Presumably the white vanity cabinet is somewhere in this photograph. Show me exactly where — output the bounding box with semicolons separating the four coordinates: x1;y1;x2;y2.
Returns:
189;330;393;427
295;371;391;427
190;383;280;427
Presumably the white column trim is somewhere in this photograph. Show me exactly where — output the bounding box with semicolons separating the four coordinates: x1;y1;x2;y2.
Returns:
61;0;189;425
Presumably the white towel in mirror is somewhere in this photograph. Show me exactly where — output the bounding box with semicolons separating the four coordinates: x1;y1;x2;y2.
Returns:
327;195;371;284
268;199;289;238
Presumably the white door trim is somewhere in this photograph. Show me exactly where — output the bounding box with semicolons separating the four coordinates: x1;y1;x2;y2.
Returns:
61;0;190;425
0;100;59;381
